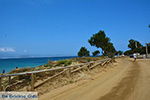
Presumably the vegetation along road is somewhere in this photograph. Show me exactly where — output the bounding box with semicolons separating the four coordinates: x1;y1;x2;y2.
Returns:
40;57;150;100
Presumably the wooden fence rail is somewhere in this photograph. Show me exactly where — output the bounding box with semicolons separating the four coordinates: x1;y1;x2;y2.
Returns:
0;58;112;91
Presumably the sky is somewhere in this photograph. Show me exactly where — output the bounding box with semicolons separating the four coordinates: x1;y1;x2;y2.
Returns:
0;0;150;58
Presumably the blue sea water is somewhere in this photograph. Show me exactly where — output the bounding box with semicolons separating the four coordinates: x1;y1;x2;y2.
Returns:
0;56;76;73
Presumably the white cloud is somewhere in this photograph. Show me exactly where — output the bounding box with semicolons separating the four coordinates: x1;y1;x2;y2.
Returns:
0;48;16;52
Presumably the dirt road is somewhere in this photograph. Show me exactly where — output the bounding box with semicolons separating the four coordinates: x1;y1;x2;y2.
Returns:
39;58;150;100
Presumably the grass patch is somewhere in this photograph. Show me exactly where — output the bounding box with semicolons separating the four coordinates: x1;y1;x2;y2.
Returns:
56;60;72;66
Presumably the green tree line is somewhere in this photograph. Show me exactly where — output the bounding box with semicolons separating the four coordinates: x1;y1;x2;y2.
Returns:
78;25;150;57
78;30;117;58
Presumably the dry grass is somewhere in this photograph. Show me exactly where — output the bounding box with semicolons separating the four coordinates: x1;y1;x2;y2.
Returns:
2;56;110;93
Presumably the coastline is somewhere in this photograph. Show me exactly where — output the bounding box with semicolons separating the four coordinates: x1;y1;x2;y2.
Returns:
0;56;108;92
0;56;77;74
2;56;105;74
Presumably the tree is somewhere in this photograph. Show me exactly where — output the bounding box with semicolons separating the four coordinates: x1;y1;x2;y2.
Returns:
88;31;110;53
78;47;90;57
104;42;116;55
124;50;133;56
125;39;143;55
92;50;100;56
88;30;116;57
116;50;123;55
128;39;143;50
128;39;143;53
118;51;123;55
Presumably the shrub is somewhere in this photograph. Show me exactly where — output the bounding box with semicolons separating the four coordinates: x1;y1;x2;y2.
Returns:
44;64;53;68
78;47;90;57
56;60;72;66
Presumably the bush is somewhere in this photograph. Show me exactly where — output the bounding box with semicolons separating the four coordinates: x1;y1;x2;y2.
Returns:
56;60;72;66
78;47;90;57
44;64;53;68
92;50;100;56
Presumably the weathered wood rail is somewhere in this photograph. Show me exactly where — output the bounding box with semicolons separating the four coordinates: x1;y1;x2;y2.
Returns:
0;58;113;91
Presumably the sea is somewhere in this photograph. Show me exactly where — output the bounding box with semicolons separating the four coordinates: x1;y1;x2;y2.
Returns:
0;56;76;73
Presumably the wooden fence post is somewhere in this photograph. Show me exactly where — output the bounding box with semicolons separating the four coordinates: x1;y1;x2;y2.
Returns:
0;77;2;91
83;64;90;72
66;68;71;78
66;68;72;83
8;76;11;85
31;73;35;91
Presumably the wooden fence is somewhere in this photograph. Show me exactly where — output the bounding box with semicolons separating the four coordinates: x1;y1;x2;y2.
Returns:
0;58;112;91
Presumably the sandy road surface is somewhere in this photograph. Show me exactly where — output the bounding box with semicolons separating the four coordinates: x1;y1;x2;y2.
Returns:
39;58;150;100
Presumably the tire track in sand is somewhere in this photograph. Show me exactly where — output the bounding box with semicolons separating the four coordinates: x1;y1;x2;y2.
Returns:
98;61;140;100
